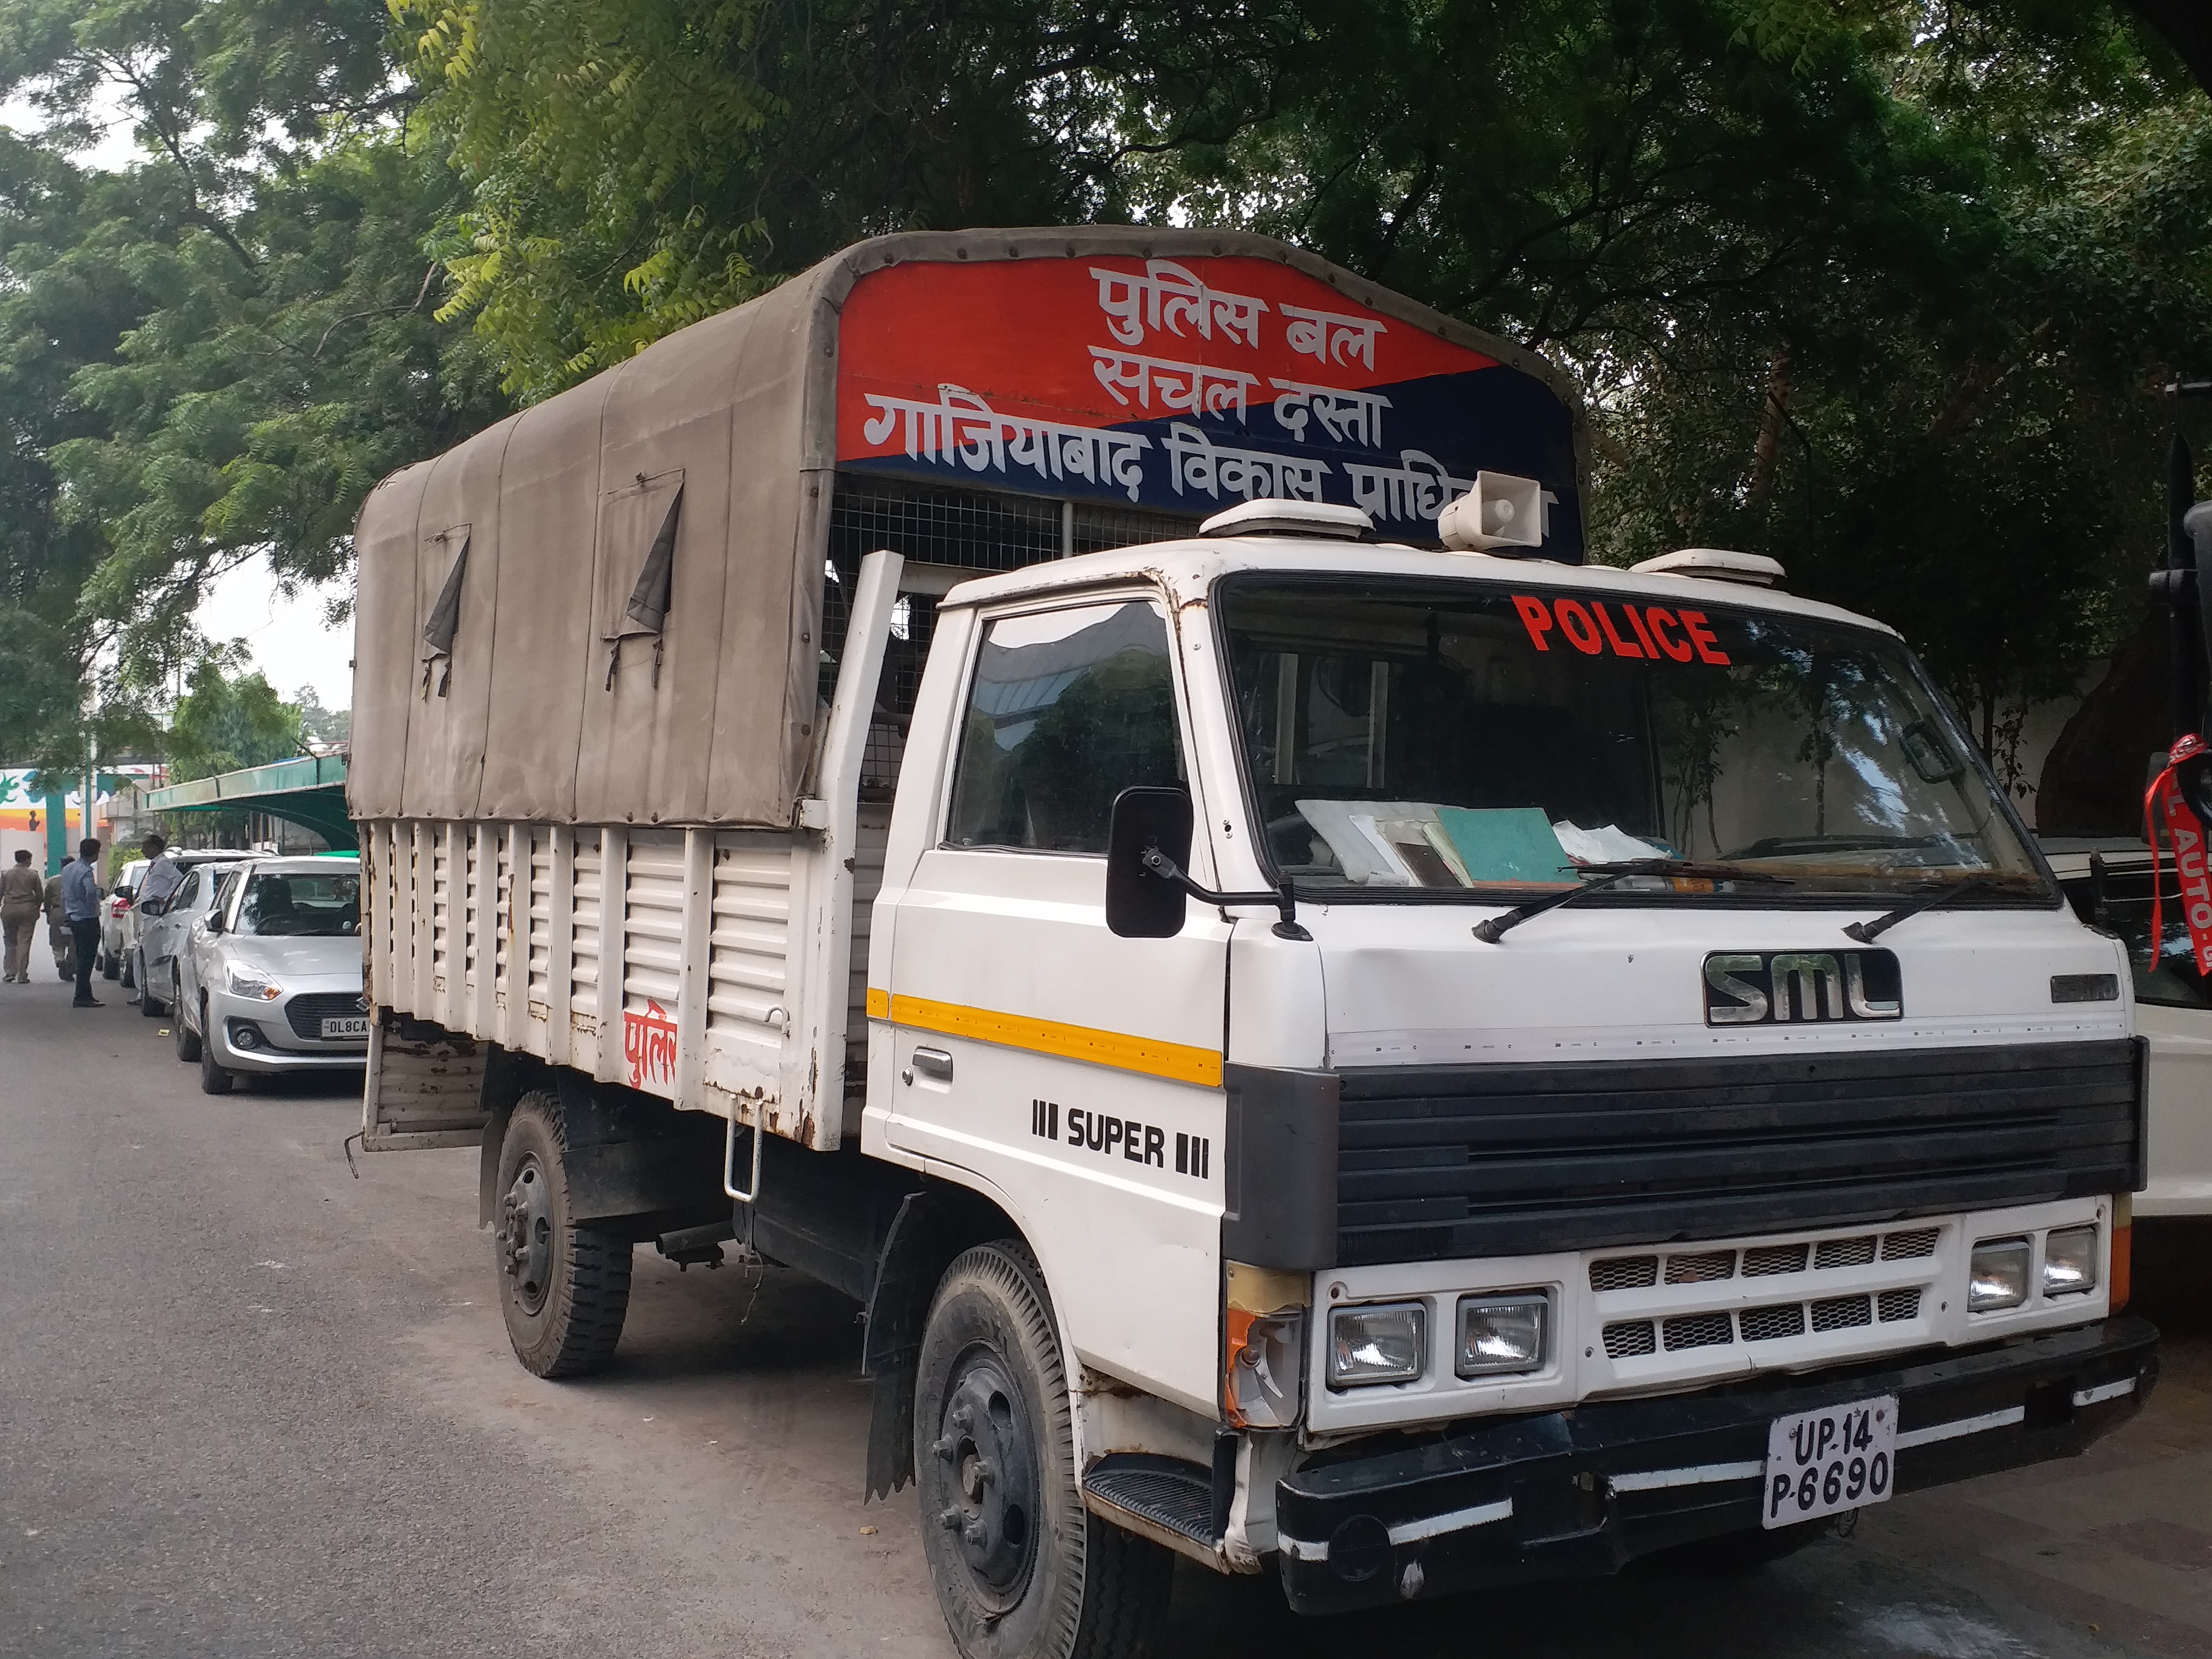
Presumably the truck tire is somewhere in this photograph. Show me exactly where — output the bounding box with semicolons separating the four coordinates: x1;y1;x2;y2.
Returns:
915;1241;1172;1659
493;1092;633;1378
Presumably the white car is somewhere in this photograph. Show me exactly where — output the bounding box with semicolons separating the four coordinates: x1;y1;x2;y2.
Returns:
174;856;368;1095
2044;836;2212;1215
98;859;150;979
118;848;255;990
133;862;239;1018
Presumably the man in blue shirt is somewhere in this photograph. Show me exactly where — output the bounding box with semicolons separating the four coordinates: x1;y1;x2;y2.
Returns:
61;839;104;1008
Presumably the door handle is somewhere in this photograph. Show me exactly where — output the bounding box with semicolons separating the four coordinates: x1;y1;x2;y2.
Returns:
910;1046;953;1082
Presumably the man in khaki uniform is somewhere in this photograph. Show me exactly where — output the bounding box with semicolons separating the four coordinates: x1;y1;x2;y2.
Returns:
0;850;41;981
42;867;74;981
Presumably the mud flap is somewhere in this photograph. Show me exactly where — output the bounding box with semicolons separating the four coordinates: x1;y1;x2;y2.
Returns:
361;1011;489;1150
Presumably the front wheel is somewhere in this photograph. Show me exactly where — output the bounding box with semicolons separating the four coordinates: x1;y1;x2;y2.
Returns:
915;1242;1172;1659
172;988;201;1060
493;1092;633;1378
138;953;161;1016
100;948;119;980
198;1001;232;1094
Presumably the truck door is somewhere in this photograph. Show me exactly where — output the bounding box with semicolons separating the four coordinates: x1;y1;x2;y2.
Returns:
881;592;1232;1410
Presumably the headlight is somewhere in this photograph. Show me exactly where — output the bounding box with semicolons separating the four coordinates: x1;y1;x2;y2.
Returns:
2042;1225;2099;1296
225;964;282;1001
1456;1293;1549;1377
1968;1238;2031;1311
1328;1303;1426;1388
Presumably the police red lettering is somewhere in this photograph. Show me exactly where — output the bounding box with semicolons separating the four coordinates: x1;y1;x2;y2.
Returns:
1679;609;1732;665
1644;607;1695;662
1512;594;1554;650
1554;599;1604;654
1593;601;1643;658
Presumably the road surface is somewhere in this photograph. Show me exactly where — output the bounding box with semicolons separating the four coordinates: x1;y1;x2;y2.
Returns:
1;971;2206;1658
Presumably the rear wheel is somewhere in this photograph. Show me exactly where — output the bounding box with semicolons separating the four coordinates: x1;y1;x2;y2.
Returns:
197;1001;232;1094
119;949;133;989
100;948;119;980
915;1241;1172;1659
493;1092;633;1378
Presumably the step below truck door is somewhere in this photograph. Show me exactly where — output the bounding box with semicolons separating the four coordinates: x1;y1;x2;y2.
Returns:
361;1014;489;1150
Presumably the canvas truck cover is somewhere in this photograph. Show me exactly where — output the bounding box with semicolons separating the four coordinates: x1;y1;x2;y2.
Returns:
349;228;1587;828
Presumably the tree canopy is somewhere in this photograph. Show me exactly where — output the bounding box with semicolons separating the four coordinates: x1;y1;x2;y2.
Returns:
0;0;2206;822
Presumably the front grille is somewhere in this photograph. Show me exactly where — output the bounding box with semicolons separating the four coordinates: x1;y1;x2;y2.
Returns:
1810;1295;1874;1332
1882;1227;1940;1260
1662;1312;1734;1351
1743;1243;1809;1276
1813;1235;1878;1270
1877;1287;1923;1322
1665;1250;1735;1284
1738;1303;1806;1342
1334;1040;2138;1264
1590;1256;1658;1292
1603;1321;1657;1358
285;993;368;1043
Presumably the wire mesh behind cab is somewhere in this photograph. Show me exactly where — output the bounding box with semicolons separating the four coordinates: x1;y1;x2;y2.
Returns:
820;475;1197;800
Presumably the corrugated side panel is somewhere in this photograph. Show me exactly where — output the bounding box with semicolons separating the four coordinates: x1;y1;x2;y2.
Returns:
704;830;794;1106
461;828;481;1006
620;830;685;1099
526;827;553;1054
845;803;892;1092
491;829;514;1036
571;832;602;1019
430;828;455;1001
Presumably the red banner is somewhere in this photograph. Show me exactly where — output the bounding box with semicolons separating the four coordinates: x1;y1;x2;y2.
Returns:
2145;733;2212;978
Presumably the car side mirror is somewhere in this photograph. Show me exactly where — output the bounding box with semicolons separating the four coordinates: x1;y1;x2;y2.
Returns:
1106;786;1195;938
203;909;223;935
141;897;166;918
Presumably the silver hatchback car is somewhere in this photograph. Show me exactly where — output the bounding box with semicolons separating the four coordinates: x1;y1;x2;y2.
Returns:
175;856;368;1094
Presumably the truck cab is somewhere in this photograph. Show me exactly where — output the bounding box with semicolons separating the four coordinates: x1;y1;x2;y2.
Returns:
858;504;2152;1613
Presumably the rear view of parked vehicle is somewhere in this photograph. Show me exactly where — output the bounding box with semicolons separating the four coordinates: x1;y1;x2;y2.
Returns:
176;856;367;1094
99;859;149;980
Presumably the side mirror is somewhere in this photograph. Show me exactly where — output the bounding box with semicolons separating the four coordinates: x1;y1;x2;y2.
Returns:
141;897;166;918
1106;786;1194;938
203;908;223;936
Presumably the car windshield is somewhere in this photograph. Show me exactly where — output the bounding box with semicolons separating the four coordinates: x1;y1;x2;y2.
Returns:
236;869;361;936
1217;575;2046;899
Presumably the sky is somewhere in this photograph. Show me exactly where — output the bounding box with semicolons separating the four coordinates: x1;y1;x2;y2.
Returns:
197;559;357;711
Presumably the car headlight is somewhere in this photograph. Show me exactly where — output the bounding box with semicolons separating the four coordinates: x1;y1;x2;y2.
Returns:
1968;1237;2031;1311
225;964;283;1001
2042;1225;2099;1297
1328;1303;1426;1388
1456;1293;1549;1377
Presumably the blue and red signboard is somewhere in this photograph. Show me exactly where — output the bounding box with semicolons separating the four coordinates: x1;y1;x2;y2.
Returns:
836;255;1583;558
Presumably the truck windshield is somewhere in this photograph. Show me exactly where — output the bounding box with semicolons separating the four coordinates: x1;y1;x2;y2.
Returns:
1217;575;2046;899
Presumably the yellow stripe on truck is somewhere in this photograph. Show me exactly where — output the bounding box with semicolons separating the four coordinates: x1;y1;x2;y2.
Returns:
874;990;1222;1089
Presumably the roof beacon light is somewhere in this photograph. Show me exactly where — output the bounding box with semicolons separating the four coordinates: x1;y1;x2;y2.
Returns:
1200;498;1373;540
1438;472;1545;553
1631;547;1786;587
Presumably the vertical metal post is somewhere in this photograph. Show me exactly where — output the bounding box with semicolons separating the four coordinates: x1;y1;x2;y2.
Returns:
2168;434;2202;745
1061;500;1075;558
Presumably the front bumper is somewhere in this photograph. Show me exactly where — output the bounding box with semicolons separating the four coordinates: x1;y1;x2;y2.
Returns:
208;989;368;1073
1275;1315;2156;1613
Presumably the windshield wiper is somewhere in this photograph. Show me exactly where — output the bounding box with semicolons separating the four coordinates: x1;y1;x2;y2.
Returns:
1472;860;1790;944
1842;877;1995;943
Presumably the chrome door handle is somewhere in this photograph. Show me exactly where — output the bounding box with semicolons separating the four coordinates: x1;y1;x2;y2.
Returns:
910;1046;953;1082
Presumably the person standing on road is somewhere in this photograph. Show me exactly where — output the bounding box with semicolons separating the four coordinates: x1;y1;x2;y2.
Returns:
42;867;73;982
61;839;104;1007
0;849;41;982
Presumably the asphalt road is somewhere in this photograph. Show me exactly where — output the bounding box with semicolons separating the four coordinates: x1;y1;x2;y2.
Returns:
2;969;2207;1659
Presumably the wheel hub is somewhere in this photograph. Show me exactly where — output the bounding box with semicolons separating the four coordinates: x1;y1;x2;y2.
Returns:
929;1352;1040;1610
499;1157;553;1314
